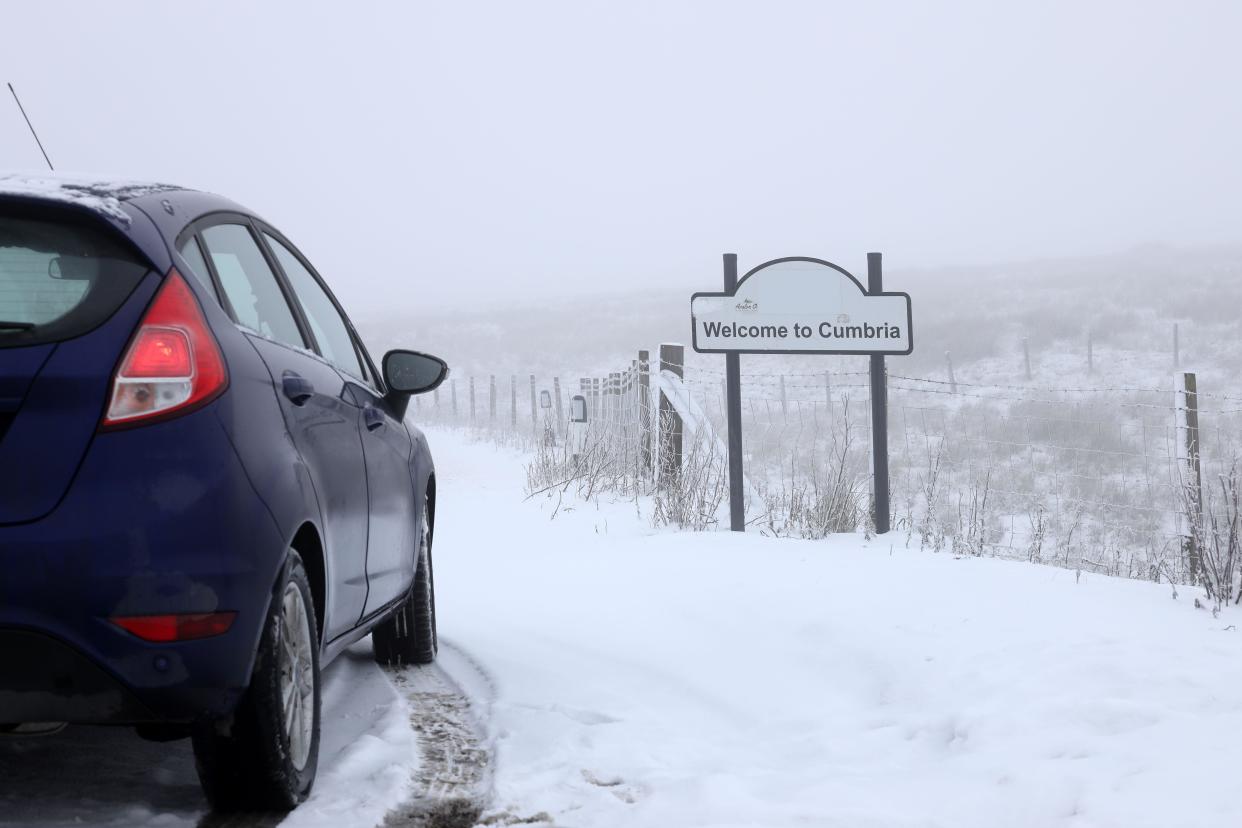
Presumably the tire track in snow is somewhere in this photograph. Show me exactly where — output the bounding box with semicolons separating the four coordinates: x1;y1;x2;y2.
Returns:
382;642;494;828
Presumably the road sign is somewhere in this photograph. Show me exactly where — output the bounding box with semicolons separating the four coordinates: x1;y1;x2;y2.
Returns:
690;254;908;536
690;257;912;355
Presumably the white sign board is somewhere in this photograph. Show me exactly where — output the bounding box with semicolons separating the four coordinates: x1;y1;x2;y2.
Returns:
691;257;912;355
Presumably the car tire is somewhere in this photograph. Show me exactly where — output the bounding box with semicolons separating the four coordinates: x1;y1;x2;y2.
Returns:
192;550;321;812
373;496;437;666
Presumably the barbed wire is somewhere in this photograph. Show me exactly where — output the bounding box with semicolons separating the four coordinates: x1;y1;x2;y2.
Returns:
416;360;1236;587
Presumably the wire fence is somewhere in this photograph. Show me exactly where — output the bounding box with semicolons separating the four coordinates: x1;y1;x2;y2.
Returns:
412;353;1242;585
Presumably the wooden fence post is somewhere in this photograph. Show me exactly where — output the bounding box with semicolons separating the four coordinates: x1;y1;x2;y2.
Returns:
779;375;788;419
639;350;652;473
945;351;957;394
1178;371;1204;582
658;343;684;483
553;376;563;427
610;371;620;429
529;374;537;431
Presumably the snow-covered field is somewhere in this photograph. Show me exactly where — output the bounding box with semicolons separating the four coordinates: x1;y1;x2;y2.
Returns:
5;428;1242;828
430;427;1242;828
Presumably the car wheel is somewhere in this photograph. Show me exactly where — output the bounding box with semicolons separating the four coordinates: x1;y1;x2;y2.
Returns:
192;550;321;812
373;496;437;666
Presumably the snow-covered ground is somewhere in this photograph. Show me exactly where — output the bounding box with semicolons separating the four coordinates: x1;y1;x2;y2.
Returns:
6;427;1242;828
0;643;421;828
429;427;1242;828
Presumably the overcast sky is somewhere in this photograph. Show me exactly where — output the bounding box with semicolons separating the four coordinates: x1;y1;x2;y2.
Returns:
2;1;1240;314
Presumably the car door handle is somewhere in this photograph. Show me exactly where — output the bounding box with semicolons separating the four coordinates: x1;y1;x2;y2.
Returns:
363;404;386;431
282;372;315;406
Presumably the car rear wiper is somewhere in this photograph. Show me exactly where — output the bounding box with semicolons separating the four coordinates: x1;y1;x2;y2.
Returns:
0;321;35;331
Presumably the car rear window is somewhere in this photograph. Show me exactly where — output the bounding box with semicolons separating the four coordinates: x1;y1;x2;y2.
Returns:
0;210;149;348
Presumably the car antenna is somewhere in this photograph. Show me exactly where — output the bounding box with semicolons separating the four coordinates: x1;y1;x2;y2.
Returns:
7;82;54;171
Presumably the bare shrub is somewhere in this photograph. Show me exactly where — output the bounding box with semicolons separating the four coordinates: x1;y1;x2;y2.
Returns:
756;397;868;538
917;440;948;554
1183;461;1242;609
524;423;638;507
652;430;728;531
1027;504;1047;562
954;470;992;556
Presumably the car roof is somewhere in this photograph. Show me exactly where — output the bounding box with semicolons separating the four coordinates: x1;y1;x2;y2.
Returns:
0;172;263;269
0;172;187;223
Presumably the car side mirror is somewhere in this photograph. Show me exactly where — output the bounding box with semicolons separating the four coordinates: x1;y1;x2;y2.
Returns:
382;350;449;395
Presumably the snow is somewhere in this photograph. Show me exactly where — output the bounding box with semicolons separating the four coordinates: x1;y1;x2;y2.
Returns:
428;427;1242;828
6;426;1242;827
0;642;418;828
0;172;181;226
279;647;418;828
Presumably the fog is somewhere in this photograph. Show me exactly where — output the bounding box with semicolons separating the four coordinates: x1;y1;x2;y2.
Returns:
2;1;1240;319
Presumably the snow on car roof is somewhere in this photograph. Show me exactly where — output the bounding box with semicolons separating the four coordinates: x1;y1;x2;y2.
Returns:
0;172;188;226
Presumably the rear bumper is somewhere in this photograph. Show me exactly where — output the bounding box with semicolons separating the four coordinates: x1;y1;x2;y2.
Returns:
0;629;157;723
0;405;287;724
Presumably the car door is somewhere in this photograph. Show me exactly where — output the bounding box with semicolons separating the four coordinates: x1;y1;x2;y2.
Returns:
258;229;417;616
193;219;370;642
346;377;417;614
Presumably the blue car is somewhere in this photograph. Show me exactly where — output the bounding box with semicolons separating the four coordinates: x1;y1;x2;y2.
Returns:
0;175;445;811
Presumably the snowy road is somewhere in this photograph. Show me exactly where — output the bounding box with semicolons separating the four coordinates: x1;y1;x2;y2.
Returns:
0;643;489;828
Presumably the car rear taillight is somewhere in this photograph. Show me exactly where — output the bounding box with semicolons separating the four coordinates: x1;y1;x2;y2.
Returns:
101;269;227;429
111;612;238;642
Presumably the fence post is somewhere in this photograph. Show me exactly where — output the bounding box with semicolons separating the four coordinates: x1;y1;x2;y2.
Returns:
638;350;652;473
529;374;537;431
1174;323;1180;370
1022;337;1031;381
658;343;684;483
553;376;563;427
609;371;620;429
945;350;957;394
779;375;788;419
510;375;517;428
1177;371;1204;582
489;375;496;422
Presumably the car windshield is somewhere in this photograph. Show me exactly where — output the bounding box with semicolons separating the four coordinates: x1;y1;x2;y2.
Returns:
0;209;149;348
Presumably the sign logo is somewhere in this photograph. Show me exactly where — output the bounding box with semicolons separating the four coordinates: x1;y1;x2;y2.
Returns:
735;298;759;312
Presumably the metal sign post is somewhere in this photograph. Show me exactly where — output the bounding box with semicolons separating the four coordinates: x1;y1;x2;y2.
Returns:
723;254;745;531
867;253;891;534
690;253;911;535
